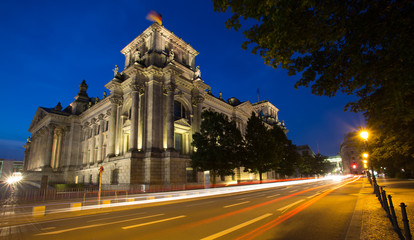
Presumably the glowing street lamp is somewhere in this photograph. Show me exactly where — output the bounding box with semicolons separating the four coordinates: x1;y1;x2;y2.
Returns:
359;129;376;186
6;172;23;185
360;131;369;141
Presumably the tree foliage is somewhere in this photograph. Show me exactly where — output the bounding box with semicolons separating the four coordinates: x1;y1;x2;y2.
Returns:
243;112;276;181
191;110;243;185
298;153;332;176
212;0;414;170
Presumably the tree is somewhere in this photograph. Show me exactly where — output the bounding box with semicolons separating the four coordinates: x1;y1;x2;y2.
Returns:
212;0;414;170
298;153;331;176
268;125;294;177
191;110;243;185
243;112;277;182
280;140;301;177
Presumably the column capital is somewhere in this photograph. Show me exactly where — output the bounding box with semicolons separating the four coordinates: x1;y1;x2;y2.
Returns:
163;82;176;95
192;95;204;107
109;96;123;105
130;82;145;95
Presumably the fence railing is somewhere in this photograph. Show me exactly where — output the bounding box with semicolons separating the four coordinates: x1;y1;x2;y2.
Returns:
368;172;412;240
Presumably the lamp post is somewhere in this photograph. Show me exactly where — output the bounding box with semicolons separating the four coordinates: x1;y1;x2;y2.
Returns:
359;130;377;186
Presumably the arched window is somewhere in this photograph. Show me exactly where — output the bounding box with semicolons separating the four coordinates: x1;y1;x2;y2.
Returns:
174;101;187;120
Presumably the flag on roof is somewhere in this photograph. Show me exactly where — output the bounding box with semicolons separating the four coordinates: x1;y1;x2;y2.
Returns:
146;10;162;25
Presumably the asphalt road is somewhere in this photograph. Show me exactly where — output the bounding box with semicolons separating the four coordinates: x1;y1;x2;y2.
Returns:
1;176;363;240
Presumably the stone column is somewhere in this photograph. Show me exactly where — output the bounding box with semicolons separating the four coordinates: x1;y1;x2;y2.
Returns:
97;114;105;162
192;95;204;133
89;124;96;164
145;77;163;152
54;128;63;168
44;124;56;169
107;97;120;157
165;82;176;150
129;82;140;152
138;89;145;151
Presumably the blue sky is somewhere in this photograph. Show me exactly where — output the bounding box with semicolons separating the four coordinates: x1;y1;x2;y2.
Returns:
0;0;365;160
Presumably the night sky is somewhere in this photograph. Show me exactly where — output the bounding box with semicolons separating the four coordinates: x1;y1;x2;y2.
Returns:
0;0;365;160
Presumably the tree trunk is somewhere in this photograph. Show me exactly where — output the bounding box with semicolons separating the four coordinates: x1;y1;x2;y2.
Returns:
259;171;263;183
212;170;216;188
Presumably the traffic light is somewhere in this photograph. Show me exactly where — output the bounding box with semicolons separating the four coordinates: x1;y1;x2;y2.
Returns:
352;162;357;169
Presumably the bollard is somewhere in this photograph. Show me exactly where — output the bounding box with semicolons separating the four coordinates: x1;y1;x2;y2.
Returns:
400;202;412;240
378;186;383;204
388;195;404;239
33;206;46;217
71;202;82;211
381;189;391;218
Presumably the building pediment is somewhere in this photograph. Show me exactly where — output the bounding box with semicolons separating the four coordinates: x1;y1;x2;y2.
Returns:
174;118;191;128
28;107;49;133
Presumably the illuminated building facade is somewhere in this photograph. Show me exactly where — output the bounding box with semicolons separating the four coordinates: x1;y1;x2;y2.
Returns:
340;132;363;174
23;23;286;188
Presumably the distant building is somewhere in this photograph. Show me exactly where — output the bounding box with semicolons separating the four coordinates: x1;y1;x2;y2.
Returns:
327;155;343;174
23;23;288;189
340;132;363;174
297;145;316;157
0;159;23;181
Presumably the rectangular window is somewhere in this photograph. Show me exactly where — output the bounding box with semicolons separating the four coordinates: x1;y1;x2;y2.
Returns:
174;133;183;153
13;162;23;172
111;169;119;185
186;167;196;183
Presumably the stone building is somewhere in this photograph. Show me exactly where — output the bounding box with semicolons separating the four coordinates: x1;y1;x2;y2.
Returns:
0;159;23;181
296;145;316;157
340;132;363;174
23;23;286;189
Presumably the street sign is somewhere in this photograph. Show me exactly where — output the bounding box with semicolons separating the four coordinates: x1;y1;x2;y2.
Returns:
99;166;104;173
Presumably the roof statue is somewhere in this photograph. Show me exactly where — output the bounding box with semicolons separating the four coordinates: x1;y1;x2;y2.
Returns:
194;66;201;79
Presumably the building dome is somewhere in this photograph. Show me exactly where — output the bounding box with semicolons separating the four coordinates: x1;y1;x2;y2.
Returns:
227;97;241;106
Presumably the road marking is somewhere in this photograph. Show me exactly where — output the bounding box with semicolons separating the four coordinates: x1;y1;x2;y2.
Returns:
186;201;216;207
35;214;165;235
277;199;305;212
40;227;56;231
306;193;320;199
266;194;281;198
200;213;273;240
87;212;146;222
289;189;297;193
237;197;249;201
121;215;186;230
223;201;250;208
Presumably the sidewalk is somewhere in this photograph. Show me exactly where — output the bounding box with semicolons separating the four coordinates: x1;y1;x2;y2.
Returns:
348;177;414;239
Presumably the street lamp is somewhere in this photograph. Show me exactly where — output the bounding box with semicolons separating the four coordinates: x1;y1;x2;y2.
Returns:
359;129;377;186
362;152;368;169
360;131;369;141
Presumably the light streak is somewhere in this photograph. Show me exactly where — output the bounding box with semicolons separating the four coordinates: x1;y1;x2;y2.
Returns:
235;176;361;240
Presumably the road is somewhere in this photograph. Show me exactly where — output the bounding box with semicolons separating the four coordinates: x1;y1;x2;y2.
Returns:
1;176;363;240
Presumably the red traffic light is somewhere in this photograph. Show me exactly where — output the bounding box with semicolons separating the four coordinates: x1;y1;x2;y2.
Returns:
352;162;357;169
